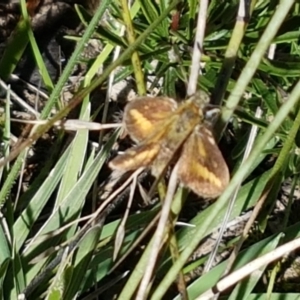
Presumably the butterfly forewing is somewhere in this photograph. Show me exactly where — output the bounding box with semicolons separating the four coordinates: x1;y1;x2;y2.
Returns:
124;97;178;142
177;125;229;198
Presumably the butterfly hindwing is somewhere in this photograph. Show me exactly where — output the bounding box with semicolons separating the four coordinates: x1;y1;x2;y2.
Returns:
109;143;160;171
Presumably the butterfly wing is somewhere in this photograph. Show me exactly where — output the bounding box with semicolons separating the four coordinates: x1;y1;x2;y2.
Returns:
110;97;178;172
177;125;229;198
124;97;178;142
109;143;160;171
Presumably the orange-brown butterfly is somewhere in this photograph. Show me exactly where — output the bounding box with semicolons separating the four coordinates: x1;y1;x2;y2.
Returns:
109;91;229;198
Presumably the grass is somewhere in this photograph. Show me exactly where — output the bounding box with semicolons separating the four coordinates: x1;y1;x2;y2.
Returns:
1;0;300;299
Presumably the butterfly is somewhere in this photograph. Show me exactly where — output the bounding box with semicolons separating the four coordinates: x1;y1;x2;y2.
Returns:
109;91;229;198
